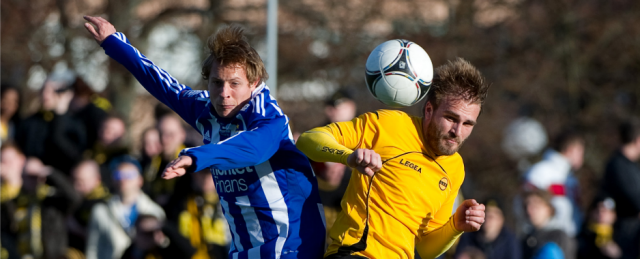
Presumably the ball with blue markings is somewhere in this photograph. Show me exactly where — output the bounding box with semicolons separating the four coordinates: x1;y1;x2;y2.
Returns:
365;39;433;107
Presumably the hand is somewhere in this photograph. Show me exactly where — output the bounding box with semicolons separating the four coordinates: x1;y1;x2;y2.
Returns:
83;15;117;45
162;156;193;179
24;157;52;177
55;91;74;115
453;199;485;232
600;241;622;258
347;149;382;177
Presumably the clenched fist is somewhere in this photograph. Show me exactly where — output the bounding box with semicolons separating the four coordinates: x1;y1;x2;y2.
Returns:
453;199;485;232
347;149;382;177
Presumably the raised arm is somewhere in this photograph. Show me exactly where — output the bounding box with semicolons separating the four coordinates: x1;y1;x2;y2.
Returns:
83;15;207;125
296;112;381;176
162;115;286;179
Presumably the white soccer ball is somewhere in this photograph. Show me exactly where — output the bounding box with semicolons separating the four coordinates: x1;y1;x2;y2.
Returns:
365;39;433;107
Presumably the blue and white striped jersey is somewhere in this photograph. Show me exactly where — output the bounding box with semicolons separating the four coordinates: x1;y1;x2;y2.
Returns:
102;33;326;259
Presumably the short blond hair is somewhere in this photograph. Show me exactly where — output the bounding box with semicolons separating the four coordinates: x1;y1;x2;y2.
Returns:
201;25;268;84
423;58;490;114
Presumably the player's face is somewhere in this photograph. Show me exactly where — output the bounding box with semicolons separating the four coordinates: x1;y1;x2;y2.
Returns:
208;61;259;118
423;96;480;156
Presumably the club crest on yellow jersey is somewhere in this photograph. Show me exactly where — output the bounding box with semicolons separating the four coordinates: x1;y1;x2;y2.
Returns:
439;177;448;191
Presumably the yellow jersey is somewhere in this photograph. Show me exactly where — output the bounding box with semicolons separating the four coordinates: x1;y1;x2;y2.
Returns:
297;109;464;259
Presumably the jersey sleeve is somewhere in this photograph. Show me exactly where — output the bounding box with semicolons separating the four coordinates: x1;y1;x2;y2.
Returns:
180;93;286;172
415;217;463;258
101;32;208;126
296;112;378;165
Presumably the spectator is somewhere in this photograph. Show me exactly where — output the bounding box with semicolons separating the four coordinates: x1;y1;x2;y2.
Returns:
523;130;585;237
86;156;165;259
165;170;229;259
147;114;187;205
67;160;111;256
16;70;87;173
312;89;357;244
86;115;129;165
455;198;522;259
323;89;357;124
121;214;195;259
600;118;640;259
522;190;575;259
0;143;26;259
577;196;622;259
1;85;21;143
1;142;81;259
139;127;163;189
456;247;487;259
69;76;110;148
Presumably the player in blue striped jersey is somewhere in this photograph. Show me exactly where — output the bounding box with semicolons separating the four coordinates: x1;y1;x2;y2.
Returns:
84;16;326;259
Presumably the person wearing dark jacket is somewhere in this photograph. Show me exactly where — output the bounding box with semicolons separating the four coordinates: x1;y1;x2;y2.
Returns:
16;71;87;174
522;190;575;259
577;196;622;259
1;85;22;143
2;149;82;259
164;170;229;259
455;199;522;259
67;160;111;257
145;114;187;206
69;76;110;149
121;214;195;259
1;144;27;259
600;118;640;259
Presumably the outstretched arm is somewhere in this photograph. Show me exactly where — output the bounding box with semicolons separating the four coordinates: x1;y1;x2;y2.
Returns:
162;116;286;179
83;15;206;125
296;112;386;176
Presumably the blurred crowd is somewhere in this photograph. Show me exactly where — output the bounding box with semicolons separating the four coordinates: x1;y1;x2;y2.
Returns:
1;71;640;259
1;72;229;259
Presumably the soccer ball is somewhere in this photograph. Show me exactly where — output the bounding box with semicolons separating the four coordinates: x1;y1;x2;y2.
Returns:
365;39;433;107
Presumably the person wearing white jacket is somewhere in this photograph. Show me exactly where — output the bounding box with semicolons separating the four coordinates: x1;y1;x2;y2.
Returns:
86;157;165;259
524;131;585;238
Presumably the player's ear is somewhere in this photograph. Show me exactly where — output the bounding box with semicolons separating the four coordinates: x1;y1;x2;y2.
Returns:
249;79;260;90
424;101;434;120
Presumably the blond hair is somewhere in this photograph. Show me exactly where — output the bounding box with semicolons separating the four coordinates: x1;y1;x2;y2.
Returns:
423;58;490;113
201;25;268;84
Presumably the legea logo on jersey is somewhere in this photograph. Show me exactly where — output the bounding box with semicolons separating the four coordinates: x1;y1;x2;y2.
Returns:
399;158;422;173
212;166;254;194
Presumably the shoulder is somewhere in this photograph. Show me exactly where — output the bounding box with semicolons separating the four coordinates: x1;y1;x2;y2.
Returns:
240;85;286;122
89;203;109;221
370;109;412;121
545;229;570;243
180;90;211;101
437;152;464;167
136;193;166;220
354;109;415;129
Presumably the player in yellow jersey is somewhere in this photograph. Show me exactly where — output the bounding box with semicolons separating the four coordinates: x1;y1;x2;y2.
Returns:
296;58;490;259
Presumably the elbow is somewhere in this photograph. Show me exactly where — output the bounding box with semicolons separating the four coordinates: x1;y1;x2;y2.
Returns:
295;132;313;155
